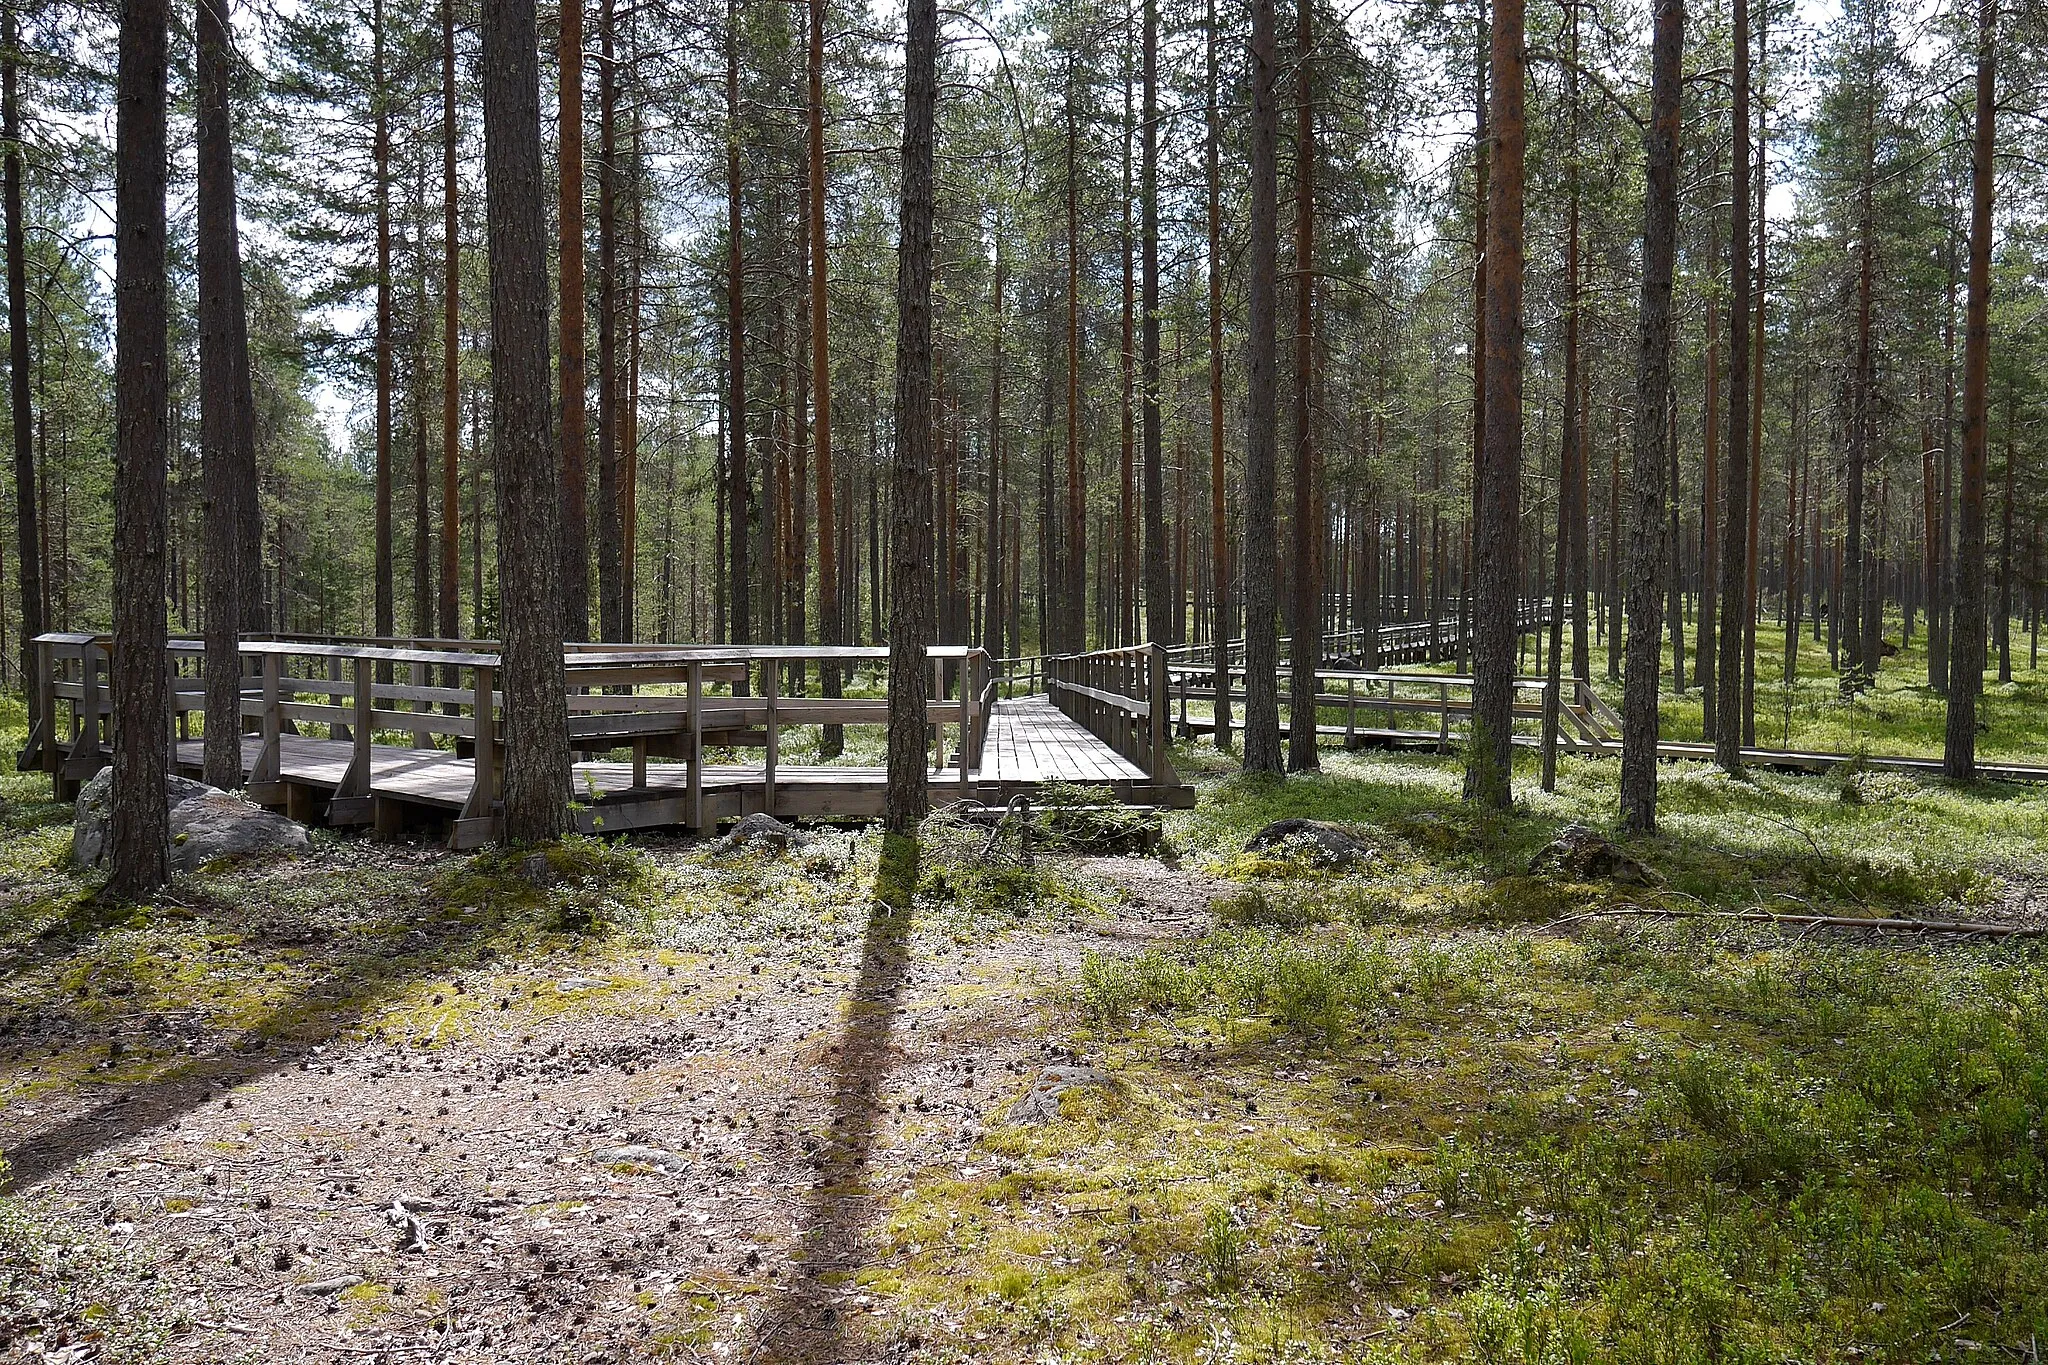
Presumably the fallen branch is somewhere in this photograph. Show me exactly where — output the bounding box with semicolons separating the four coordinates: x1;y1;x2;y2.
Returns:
1544;904;2047;938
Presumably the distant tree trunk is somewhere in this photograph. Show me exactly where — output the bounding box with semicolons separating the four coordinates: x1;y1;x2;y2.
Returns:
1619;0;1682;835
438;0;461;641
1239;0;1283;776
1713;0;1750;770
1464;0;1521;810
810;0;841;750
1849;78;1878;679
1285;0;1318;773
1206;0;1231;747
197;0;258;787
1932;235;1957;693
481;0;569;842
1998;425;2014;682
1944;0;1992;780
1141;0;1167;650
108;0;172;897
558;0;589;641
3;2;39;693
885;0;937;833
374;0;394;646
725;0;749;659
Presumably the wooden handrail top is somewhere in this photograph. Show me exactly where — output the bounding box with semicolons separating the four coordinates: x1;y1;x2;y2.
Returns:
1166;663;1563;690
235;640;503;668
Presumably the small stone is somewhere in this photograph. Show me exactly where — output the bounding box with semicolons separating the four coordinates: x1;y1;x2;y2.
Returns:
297;1274;364;1296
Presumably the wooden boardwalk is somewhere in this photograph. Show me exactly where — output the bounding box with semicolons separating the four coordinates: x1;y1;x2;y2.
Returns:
16;632;1192;847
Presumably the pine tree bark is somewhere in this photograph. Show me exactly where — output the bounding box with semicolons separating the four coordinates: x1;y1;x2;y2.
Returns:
481;0;570;842
438;0;461;641
108;0;172;897
197;0;258;786
1464;0;1521;810
885;0;937;832
595;0;623;640
1141;0;1167;649
3;3;39;696
1206;0;1231;747
1713;0;1749;770
1285;0;1318;773
810;0;841;750
1239;0;1283;776
1619;0;1683;834
725;0;749;658
558;0;589;641
373;0;394;647
1063;62;1085;654
1945;0;1991;781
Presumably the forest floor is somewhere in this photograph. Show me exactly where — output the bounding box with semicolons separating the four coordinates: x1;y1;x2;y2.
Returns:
5;686;2048;1364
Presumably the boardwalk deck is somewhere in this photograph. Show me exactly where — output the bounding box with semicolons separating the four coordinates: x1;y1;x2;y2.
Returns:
159;689;1187;846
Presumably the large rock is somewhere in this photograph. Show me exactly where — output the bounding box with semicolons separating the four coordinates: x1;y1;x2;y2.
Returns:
712;812;808;857
72;769;309;873
1246;818;1375;870
1529;823;1657;886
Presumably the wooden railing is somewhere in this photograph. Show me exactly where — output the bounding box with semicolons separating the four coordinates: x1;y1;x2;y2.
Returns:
1163;599;1555;672
1164;660;1577;754
1047;643;1174;783
21;633;997;840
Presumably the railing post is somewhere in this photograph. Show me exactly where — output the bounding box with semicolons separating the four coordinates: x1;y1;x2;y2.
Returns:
1148;644;1168;780
764;657;779;816
686;660;704;831
958;654;973;792
249;652;284;800
459;663;498;835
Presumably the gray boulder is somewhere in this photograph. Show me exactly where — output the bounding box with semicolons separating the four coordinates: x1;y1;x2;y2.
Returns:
1246;818;1376;869
72;768;309;873
1529;823;1658;886
712;812;808;857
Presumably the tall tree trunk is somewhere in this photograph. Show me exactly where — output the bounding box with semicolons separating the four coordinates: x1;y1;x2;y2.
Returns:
810;0;841;750
1285;0;1319;772
1063;64;1085;654
885;0;937;833
558;0;589;640
197;0;259;787
109;0;172;897
1118;28;1135;646
1240;0;1283;776
1998;425;2014;681
1465;0;1521;810
3;2;39;694
1945;0;1992;780
1206;0;1231;747
725;0;749;658
439;0;461;641
481;0;569;842
1543;0;1580;791
595;0;622;639
1141;0;1167;649
1699;237;1718;735
374;0;394;646
412;150;433;639
1932;231;1957;692
1619;0;1682;835
1714;0;1749;769
1743;16;1766;742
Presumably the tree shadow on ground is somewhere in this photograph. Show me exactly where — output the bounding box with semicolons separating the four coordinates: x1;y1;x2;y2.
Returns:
0;855;595;1193
753;831;918;1364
